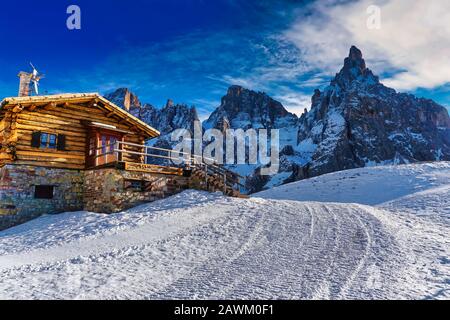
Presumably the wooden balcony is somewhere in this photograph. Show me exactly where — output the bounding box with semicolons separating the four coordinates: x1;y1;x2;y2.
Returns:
89;140;247;196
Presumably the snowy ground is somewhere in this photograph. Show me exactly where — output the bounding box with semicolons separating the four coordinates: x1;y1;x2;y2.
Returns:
0;162;448;299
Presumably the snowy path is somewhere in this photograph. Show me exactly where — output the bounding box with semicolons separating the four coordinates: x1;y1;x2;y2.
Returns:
0;163;448;299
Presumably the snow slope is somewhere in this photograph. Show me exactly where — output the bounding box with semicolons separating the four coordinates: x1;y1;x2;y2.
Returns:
257;162;450;210
0;163;448;299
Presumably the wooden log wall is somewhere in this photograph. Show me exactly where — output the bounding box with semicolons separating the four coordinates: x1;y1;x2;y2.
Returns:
0;100;151;170
0;111;19;165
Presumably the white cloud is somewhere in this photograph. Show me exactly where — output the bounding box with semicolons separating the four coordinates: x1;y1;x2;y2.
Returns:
274;91;312;116
190;98;220;121
218;75;257;90
284;0;450;91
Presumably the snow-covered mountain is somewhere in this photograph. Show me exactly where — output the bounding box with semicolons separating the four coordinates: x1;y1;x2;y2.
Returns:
203;86;299;188
105;89;199;135
248;46;450;192
104;46;450;193
203;85;298;130
141;99;200;165
293;46;450;181
1;162;448;299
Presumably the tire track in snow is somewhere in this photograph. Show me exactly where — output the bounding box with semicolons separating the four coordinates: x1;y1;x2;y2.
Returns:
145;201;390;300
310;205;340;299
0;193;437;299
0;206;229;271
146;202;272;299
337;209;372;299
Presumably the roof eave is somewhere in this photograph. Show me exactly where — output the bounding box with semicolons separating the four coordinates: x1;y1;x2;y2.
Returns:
0;93;160;139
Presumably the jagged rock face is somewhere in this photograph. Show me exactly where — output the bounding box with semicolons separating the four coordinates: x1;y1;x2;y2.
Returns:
103;48;450;194
105;88;141;114
106;89;200;166
141;100;199;166
106;89;199;136
133;103;159;127
297;46;450;179
204;85;298;130
157;100;199;135
203;86;298;191
135;99;199;136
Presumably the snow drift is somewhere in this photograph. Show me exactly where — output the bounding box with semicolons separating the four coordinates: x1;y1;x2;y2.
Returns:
0;162;448;299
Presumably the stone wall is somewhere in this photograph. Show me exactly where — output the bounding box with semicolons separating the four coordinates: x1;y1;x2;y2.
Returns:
0;164;190;230
83;168;190;213
0;164;84;230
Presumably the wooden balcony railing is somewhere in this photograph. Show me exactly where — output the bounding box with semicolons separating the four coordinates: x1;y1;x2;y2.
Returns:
95;141;247;195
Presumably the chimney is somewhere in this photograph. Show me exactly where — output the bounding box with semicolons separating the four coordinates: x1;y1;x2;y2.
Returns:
18;72;32;97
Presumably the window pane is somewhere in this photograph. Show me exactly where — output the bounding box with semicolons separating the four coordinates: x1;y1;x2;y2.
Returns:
40;133;48;148
101;136;107;154
49;134;57;149
89;138;95;156
110;137;117;152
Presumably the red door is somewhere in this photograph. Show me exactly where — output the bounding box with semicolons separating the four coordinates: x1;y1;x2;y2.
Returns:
86;130;122;168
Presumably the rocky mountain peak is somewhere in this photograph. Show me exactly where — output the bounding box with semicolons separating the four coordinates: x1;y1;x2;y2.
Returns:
205;85;297;130
294;46;450;185
165;99;174;108
346;45;365;69
332;46;379;89
105;88;199;138
106;88;141;112
226;85;244;97
158;101;199;134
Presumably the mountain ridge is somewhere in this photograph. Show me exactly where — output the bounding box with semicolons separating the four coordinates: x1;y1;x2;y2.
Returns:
203;85;298;131
293;46;450;184
104;46;450;192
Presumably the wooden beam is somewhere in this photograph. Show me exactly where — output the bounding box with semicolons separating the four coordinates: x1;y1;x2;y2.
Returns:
12;105;24;113
87;99;98;108
28;104;37;112
16;150;85;160
106;111;115;118
44;102;56;110
124;162;183;176
14;160;85;170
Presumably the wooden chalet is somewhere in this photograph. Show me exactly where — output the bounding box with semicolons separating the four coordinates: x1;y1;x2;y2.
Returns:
0;92;244;230
0;93;160;170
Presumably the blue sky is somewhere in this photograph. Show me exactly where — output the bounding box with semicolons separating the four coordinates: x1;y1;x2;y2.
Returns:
0;0;449;119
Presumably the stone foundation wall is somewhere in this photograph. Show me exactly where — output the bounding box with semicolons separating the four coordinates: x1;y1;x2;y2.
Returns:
83;168;190;213
0;164;84;230
0;164;190;230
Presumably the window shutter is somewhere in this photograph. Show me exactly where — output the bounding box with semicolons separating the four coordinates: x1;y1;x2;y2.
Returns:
31;132;41;148
57;134;66;151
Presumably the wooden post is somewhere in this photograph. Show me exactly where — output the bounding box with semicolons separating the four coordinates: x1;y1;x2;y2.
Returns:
145;145;148;164
223;172;227;194
95;133;99;167
115;140;120;162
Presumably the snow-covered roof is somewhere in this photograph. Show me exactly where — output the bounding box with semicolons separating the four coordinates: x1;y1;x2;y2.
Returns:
0;93;160;139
